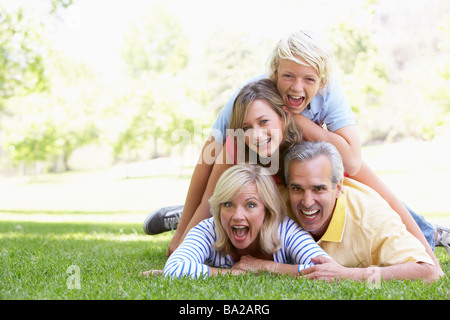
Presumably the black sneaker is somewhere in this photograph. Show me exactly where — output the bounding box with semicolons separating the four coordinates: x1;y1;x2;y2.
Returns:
143;205;184;235
435;224;450;254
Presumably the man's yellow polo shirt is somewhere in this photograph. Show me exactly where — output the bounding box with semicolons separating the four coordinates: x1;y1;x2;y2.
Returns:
317;178;434;268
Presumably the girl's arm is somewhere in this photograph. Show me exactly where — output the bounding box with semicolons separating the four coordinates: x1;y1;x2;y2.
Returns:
166;134;222;257
167;143;233;257
293;115;362;176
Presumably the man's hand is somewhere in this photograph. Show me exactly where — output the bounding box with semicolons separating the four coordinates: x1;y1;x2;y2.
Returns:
299;256;350;282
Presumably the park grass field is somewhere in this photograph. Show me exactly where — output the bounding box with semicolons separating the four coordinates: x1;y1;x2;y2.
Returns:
1;214;449;300
1;140;450;301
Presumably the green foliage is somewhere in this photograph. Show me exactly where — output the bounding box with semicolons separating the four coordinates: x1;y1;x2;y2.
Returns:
197;30;273;113
0;6;48;107
1;0;449;174
328;22;388;115
121;4;189;78
7;122;59;165
1;52;101;172
50;0;73;13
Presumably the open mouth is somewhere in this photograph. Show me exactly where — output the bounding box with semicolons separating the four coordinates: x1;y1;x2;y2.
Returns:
231;225;249;241
301;209;319;219
287;95;305;109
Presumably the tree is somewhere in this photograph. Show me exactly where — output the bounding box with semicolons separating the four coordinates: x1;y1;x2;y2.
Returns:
116;5;191;160
0;6;48;109
328;21;388;115
1;52;101;174
120;4;189;78
196;30;273;115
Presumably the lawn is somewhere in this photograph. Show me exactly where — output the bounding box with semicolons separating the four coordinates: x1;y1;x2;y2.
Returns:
1;141;450;303
1;214;449;301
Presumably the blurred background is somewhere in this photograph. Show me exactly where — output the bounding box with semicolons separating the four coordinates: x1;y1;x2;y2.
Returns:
0;0;449;224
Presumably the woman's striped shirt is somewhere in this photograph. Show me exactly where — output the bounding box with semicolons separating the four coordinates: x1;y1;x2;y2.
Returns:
164;216;327;278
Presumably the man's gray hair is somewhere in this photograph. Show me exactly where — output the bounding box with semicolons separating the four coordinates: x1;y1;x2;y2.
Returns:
284;141;344;188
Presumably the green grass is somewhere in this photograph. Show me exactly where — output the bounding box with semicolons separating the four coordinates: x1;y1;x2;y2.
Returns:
1;213;449;300
1;149;450;301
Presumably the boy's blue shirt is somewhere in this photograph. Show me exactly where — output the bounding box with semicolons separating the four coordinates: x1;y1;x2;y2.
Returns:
211;74;356;143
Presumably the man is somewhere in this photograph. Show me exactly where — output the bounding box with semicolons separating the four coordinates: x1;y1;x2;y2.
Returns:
234;141;442;282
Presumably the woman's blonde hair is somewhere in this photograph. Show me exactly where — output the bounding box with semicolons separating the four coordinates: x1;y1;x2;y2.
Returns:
267;29;335;91
209;164;286;256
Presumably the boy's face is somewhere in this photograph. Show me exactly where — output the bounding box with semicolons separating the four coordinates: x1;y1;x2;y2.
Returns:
276;58;323;114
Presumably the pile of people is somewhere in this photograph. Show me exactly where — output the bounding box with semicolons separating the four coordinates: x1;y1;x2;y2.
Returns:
142;30;449;281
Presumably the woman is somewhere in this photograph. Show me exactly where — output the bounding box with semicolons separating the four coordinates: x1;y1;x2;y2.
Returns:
163;164;328;278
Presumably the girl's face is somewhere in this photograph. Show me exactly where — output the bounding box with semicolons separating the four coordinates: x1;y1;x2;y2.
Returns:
220;184;265;255
241;99;284;158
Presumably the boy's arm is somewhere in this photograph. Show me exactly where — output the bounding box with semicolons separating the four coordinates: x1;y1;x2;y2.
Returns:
293;114;362;176
349;162;444;276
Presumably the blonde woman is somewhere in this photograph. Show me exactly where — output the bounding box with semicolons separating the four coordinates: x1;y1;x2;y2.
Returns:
162;164;328;278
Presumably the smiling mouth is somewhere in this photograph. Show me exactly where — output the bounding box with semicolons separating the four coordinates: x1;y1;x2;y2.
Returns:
255;138;271;148
300;209;319;219
232;226;249;241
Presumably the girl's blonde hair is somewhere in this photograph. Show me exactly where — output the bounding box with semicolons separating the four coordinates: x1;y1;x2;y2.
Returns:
267;29;335;92
209;164;286;256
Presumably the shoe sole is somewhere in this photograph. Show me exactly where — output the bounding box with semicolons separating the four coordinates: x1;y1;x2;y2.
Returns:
143;205;184;235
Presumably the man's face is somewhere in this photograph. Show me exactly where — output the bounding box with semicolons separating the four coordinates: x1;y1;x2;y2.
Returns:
288;156;342;240
275;58;323;114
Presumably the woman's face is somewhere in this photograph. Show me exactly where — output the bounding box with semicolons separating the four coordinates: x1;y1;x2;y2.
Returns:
220;183;266;255
241;99;284;158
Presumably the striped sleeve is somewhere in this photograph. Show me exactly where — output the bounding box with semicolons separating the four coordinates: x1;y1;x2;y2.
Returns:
163;218;216;279
275;217;329;273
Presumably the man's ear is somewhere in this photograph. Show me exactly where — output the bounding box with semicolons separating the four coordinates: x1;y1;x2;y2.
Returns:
335;178;344;198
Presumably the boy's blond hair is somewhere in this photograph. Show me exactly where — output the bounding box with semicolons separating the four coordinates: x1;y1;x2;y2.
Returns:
267;29;335;91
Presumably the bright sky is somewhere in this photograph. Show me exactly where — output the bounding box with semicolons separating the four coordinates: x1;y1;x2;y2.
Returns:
4;0;376;76
49;0;360;76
